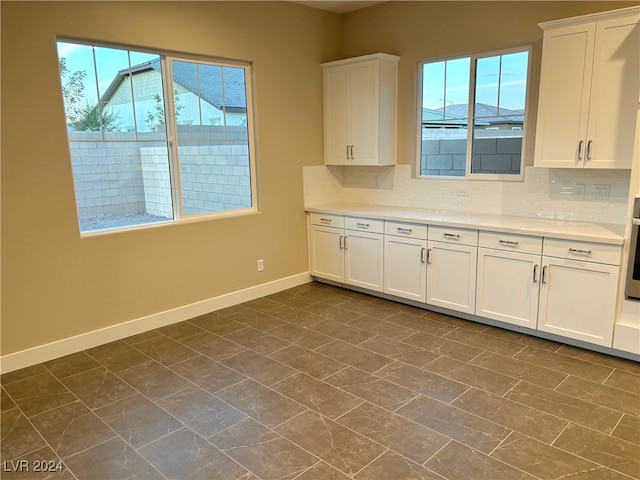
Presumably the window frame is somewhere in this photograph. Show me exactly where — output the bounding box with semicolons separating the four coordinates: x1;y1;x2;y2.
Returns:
415;45;532;182
57;38;259;236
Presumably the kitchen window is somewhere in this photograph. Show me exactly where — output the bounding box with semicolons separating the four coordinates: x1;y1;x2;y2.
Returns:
57;40;257;234
418;47;530;179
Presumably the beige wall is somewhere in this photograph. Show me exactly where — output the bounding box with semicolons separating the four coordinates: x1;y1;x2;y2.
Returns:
340;1;637;167
1;1;636;358
0;1;341;356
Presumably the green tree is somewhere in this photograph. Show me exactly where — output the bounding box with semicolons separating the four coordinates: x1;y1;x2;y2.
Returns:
59;57;87;125
145;90;184;131
70;101;122;132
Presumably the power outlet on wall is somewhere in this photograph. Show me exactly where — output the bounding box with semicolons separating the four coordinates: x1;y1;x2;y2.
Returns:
257;259;264;272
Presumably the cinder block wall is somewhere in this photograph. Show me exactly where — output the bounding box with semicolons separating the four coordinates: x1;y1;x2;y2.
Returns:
421;134;522;176
68;126;251;221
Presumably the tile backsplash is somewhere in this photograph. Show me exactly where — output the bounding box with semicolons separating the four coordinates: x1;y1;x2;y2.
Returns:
303;164;631;225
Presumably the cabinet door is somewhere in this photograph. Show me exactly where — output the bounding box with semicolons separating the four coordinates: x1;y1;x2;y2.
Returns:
345;230;384;292
349;60;379;165
476;248;540;328
585;15;640;168
309;225;344;282
324;65;350;165
426;241;477;314
384;235;427;302
534;23;595;168
538;257;618;346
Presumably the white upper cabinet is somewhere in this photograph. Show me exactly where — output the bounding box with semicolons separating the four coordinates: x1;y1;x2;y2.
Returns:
534;7;639;169
322;54;399;166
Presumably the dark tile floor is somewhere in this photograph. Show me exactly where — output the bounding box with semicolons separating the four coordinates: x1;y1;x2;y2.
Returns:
2;282;640;480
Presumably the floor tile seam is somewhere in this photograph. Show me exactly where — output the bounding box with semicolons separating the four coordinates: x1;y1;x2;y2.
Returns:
394;391;523;443
554;346;640;376
84;344;157;372
261;343;352;382
40;358;102;382
343;447;390;478
523;345;620;379
441;330;529;359
28;390;133;462
511;349;613;385
504;380;627;435
551;418;640;453
551;375;640;417
544;425;640;479
207;417;334;478
399;331;487;358
131;337;209;367
331;398;460;455
135;426;251;480
452;387;572;446
419;437;453;468
487;428;518;457
272;373;369;419
468;352;570;389
9;385;85;421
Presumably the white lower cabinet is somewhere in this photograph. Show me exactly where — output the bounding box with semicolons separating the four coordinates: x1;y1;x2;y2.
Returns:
308;210;623;351
345;219;384;292
384;222;428;302
475;232;543;328
309;213;383;292
537;239;620;347
426;226;478;315
309;214;345;283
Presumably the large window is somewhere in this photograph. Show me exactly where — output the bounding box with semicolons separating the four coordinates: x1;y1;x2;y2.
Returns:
418;48;530;179
57;40;257;234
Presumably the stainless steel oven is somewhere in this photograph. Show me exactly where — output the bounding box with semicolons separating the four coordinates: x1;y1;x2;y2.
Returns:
625;197;640;300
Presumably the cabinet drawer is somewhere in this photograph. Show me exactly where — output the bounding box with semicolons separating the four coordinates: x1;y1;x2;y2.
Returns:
542;238;621;265
309;213;344;228
345;216;384;233
384;221;428;239
429;225;478;246
479;231;542;255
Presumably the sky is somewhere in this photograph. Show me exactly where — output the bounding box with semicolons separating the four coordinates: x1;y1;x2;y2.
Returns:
422;51;529;115
57;41;158;105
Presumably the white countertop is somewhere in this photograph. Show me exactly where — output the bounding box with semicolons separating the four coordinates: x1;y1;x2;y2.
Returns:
306;202;625;245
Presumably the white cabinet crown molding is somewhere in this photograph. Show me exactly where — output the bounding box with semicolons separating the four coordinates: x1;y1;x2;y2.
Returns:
538;5;639;30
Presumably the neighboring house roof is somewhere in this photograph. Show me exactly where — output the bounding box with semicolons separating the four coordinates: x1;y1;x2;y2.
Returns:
101;59;246;111
422;103;524;127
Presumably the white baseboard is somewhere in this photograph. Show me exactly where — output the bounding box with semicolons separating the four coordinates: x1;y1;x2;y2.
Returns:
0;273;312;375
613;322;640;355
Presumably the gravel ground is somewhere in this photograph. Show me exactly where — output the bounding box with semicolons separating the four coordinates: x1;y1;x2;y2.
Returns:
80;213;171;232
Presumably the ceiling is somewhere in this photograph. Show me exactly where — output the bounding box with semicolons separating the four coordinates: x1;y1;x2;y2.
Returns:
291;1;387;14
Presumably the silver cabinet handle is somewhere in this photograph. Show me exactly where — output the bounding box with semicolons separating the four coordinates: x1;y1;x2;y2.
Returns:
533;264;538;283
499;240;518;247
350;145;355;160
586;140;592;160
397;227;413;234
578;140;584;160
344;236;348;249
320;218;332;224
541;265;548;284
443;233;460;239
421;247;426;263
346;146;350;160
568;248;591;256
356;222;370;229
426;248;432;264
339;235;344;249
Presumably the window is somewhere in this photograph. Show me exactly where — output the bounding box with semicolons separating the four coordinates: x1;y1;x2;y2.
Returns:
418;48;530;179
57;40;257;234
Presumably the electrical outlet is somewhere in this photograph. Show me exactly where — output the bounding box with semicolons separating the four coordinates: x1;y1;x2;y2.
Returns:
456;187;469;197
594;184;611;199
574;183;586;197
257;259;264;272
